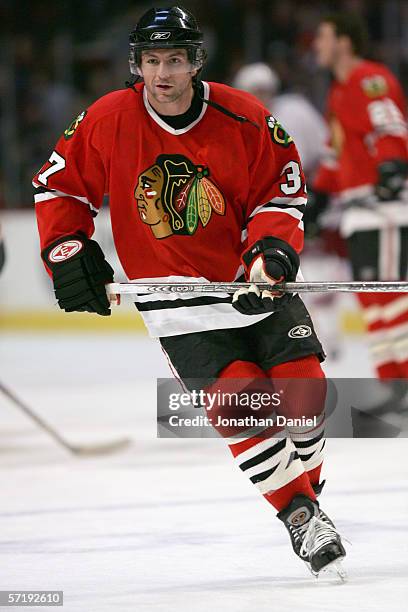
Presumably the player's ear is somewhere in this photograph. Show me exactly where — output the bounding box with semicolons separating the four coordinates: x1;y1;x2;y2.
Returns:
136;66;143;77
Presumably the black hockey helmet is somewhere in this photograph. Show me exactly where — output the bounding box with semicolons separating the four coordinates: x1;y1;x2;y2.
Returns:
129;6;206;75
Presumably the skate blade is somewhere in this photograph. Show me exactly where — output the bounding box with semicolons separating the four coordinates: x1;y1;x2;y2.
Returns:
314;557;347;582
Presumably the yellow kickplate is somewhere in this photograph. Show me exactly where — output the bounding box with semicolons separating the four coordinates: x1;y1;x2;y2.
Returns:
1;308;365;335
340;309;366;335
0;310;147;333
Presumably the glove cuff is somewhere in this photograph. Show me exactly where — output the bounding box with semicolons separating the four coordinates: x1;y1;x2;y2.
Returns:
42;233;87;269
376;159;408;201
242;237;299;281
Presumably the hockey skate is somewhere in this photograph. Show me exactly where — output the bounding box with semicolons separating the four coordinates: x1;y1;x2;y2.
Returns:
277;494;347;580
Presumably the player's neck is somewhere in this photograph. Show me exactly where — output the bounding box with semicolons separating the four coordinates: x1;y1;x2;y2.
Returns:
147;84;195;116
333;55;363;83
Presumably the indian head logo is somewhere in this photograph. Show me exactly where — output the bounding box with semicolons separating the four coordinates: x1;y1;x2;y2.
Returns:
134;154;225;239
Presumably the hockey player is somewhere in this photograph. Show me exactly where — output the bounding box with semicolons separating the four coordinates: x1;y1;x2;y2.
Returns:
33;6;345;576
313;13;408;380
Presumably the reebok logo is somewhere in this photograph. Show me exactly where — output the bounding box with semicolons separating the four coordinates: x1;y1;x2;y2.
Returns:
288;325;312;339
49;240;83;263
150;31;171;40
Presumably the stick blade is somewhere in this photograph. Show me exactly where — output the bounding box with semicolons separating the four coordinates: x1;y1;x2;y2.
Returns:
67;437;132;456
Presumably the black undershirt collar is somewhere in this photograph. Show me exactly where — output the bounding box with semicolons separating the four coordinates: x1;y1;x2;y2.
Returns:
155;82;204;130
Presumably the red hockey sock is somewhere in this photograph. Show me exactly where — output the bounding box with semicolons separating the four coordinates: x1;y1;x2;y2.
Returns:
215;358;320;513
307;462;323;487
264;473;316;511
265;355;326;503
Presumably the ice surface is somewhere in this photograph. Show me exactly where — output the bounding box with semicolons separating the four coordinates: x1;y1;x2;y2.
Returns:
0;333;407;611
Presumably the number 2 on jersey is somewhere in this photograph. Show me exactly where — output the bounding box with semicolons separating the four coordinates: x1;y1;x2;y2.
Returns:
38;151;66;186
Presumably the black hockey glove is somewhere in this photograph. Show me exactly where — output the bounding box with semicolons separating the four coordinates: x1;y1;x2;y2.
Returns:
232;237;299;315
303;189;329;239
375;159;408;201
42;233;114;316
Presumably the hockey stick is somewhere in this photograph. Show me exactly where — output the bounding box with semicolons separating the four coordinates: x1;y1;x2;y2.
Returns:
107;281;408;296
0;381;131;456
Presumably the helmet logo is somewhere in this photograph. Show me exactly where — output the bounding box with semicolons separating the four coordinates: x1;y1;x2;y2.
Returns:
150;31;172;40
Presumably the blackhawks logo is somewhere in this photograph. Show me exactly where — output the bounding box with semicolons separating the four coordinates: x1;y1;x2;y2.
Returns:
361;75;388;98
266;115;293;148
64;110;87;140
135;154;226;239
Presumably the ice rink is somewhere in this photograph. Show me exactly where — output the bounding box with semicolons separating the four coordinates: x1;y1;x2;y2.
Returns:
1;331;407;612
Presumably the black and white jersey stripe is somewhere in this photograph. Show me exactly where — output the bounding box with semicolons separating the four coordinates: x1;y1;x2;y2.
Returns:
241;196;306;241
132;266;306;338
32;184;99;217
131;275;273;338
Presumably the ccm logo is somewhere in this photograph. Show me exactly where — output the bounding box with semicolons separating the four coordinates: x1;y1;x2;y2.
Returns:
288;325;312;339
49;240;83;263
150;31;171;40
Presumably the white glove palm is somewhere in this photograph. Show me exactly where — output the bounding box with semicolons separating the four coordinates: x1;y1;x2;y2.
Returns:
232;256;283;313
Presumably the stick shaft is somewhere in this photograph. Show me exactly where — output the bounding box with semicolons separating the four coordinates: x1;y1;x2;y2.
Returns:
107;281;408;295
0;380;77;451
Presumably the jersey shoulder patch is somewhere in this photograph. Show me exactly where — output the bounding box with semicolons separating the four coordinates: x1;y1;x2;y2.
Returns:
266;115;293;148
63;110;87;140
361;74;388;98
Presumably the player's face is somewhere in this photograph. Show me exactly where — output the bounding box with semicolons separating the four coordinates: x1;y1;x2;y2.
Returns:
140;49;197;110
314;22;339;68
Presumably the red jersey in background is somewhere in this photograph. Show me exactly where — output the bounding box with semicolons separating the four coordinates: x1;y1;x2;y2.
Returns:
315;60;408;203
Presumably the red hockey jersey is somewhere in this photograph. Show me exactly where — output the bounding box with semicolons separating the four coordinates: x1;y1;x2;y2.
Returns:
314;60;408;201
33;81;307;337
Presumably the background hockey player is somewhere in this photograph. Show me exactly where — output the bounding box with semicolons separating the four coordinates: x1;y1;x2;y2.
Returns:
232;62;327;178
312;13;408;382
33;6;346;576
